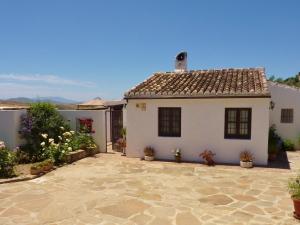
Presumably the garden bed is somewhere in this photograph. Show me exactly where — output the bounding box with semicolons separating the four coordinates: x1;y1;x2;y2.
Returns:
0;164;39;184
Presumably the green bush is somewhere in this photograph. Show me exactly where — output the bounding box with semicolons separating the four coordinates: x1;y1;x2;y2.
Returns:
268;125;281;154
282;139;295;151
0;142;16;178
70;132;96;150
20;102;70;162
288;174;300;199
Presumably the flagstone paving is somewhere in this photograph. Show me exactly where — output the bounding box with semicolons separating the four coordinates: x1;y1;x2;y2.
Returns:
0;151;300;225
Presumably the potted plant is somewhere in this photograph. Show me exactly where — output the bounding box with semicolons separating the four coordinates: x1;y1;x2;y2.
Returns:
200;150;215;166
144;146;155;161
86;143;97;156
173;148;181;163
240;151;254;168
116;138;126;156
288;174;300;219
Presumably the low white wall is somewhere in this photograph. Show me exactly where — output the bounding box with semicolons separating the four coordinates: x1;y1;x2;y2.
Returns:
126;98;270;165
0;110;26;149
59;110;107;153
0;109;108;152
269;82;300;148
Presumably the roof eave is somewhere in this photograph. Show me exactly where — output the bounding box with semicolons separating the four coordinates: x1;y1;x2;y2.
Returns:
124;94;271;100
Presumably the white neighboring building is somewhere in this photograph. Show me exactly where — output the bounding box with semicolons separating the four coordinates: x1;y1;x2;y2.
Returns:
269;81;300;148
125;68;271;165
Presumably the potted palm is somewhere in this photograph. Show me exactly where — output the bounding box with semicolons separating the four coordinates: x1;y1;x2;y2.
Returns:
144;146;155;161
240;151;254;168
288;174;300;219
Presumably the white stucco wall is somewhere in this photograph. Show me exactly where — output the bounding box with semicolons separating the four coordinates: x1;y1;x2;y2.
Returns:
269;82;300;148
123;106;127;128
58;110;107;152
0;110;26;149
126;98;270;165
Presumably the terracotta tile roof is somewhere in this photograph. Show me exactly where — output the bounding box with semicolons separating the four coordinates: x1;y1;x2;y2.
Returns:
124;68;270;99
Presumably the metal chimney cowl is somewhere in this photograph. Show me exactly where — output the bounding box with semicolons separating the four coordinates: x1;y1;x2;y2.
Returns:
175;52;187;72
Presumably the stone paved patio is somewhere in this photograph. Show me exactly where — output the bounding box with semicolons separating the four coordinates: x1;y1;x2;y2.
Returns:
0;152;300;225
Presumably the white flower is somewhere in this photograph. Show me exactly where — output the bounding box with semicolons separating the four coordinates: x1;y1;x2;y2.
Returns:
58;136;62;140
65;139;70;143
40;142;45;147
64;143;68;146
48;138;54;143
60;126;65;131
41;134;48;139
0;141;6;149
70;131;75;135
68;147;72;151
63;132;71;137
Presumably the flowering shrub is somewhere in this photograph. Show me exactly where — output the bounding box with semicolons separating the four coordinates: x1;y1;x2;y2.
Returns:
40;128;75;165
19;102;69;162
78;118;94;133
0;141;16;178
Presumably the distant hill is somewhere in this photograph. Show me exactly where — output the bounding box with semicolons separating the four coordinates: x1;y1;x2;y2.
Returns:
6;97;79;104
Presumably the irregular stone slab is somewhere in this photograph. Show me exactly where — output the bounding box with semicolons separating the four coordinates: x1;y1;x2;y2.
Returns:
199;194;234;205
130;213;152;225
196;187;219;195
147;206;176;218
149;217;173;225
0;207;28;217
176;212;201;225
98;199;150;218
231;210;253;220
233;194;257;202
243;205;265;215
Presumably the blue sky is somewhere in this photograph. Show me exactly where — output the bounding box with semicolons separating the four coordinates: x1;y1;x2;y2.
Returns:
0;0;299;101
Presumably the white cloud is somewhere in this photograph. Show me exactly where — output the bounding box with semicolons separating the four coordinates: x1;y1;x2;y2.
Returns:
0;82;101;101
0;73;96;88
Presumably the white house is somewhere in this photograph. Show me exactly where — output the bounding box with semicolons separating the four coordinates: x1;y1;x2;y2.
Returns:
269;81;300;148
124;55;270;165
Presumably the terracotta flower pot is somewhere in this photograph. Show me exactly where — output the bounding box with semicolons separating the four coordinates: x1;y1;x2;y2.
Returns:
293;198;300;219
175;155;181;163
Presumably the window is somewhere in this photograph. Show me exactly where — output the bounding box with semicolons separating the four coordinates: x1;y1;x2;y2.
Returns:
158;107;181;137
281;109;293;123
225;108;251;139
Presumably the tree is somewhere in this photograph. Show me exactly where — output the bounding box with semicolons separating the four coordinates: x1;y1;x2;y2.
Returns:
20;102;69;162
